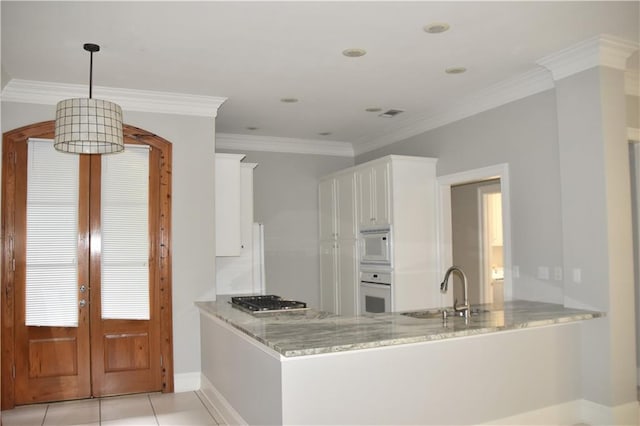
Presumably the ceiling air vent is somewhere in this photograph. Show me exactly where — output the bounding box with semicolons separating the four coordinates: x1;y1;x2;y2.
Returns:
379;109;404;118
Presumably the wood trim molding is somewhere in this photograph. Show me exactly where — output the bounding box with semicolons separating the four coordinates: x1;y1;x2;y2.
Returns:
1;121;174;409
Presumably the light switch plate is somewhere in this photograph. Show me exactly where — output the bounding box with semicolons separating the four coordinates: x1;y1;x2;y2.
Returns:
572;268;582;283
553;267;563;281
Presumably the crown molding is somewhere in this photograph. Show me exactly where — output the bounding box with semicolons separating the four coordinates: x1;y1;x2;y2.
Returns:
629;127;640;143
216;133;354;157
536;34;639;81
353;67;554;156
626;71;639;97
1;79;227;117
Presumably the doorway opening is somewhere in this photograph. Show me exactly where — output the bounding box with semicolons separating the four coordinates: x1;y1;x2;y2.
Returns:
437;164;511;308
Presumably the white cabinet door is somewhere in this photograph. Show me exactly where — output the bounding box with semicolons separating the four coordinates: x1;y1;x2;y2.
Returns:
357;167;375;228
215;153;246;256
319;179;337;240
337;239;358;316
336;172;356;239
357;161;390;229
319;240;338;313
372;161;390;227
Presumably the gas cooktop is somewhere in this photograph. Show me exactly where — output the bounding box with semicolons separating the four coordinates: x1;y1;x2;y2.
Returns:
231;295;308;314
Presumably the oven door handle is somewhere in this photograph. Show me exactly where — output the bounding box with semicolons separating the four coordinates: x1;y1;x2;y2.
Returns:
360;281;391;288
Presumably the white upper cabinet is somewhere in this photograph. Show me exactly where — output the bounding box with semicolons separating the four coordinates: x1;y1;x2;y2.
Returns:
319;179;337;241
336;172;357;240
319;172;357;241
215;153;246;256
356;161;390;229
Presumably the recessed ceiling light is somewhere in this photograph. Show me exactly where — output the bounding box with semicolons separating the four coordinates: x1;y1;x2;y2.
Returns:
365;107;382;113
280;97;299;103
246;126;259;131
318;132;332;136
424;22;450;34
342;48;367;58
445;67;467;74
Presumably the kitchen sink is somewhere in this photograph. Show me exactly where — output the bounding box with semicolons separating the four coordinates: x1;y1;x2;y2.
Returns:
402;310;450;319
402;307;490;320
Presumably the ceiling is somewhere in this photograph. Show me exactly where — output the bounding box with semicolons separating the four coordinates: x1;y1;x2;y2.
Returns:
2;1;639;154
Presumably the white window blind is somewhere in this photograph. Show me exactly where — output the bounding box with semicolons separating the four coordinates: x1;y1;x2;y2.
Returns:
101;145;150;320
26;139;79;327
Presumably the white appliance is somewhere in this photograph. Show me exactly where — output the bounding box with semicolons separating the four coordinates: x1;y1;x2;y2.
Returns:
360;228;392;265
359;270;392;314
216;222;266;295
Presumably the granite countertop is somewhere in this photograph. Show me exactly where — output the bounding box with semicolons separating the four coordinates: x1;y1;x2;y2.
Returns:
195;296;603;358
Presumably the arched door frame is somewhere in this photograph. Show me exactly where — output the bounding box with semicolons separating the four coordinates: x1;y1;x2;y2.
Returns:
1;121;174;409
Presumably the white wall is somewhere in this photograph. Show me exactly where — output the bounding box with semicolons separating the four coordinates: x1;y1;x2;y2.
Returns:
1;101;217;381
216;149;353;308
356;89;565;304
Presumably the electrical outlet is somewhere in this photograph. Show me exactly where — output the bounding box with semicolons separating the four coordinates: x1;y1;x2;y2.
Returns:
572;268;581;283
537;266;549;280
553;267;563;281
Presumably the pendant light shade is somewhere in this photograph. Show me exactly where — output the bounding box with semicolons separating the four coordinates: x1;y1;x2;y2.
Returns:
54;43;124;154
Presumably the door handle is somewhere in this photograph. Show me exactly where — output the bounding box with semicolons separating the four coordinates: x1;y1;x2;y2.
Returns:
79;299;87;308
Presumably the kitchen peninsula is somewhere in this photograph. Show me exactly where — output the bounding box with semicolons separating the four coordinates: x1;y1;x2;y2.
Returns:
197;297;602;425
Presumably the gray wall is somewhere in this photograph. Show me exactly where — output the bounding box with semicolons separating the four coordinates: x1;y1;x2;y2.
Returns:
216;149;353;308
1;101;217;381
357;90;565;304
627;95;639;129
554;66;635;407
1;66;10;90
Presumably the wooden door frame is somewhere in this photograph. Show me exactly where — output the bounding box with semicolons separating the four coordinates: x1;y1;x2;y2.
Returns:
1;121;174;409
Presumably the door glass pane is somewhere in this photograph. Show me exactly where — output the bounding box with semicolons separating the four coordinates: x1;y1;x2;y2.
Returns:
26;139;79;327
101;145;150;320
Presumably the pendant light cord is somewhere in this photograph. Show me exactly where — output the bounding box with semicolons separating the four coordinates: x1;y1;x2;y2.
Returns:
83;43;99;99
89;50;93;99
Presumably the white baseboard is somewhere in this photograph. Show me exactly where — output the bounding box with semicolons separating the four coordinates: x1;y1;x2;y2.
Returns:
173;372;201;393
580;399;639;426
482;399;639;425
199;373;247;426
481;400;581;425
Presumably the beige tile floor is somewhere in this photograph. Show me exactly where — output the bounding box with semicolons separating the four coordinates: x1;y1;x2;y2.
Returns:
0;391;223;426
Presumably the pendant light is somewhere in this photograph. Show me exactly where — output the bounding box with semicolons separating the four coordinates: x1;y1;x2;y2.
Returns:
54;43;124;154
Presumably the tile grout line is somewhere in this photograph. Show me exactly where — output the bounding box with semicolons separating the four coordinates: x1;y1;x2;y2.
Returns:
147;393;160;425
193;390;222;425
40;404;49;426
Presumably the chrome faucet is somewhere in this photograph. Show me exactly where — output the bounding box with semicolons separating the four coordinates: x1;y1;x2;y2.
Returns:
440;266;470;318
